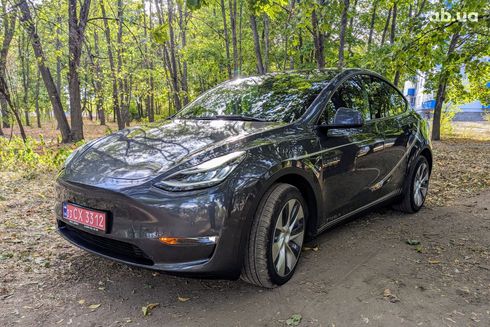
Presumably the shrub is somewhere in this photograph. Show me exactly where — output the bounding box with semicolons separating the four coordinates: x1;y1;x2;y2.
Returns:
440;103;461;136
0;136;82;172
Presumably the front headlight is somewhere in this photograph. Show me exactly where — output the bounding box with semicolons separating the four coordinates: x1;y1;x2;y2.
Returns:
154;151;246;191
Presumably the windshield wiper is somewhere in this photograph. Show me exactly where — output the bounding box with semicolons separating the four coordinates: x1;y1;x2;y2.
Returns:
181;115;273;122
213;115;273;122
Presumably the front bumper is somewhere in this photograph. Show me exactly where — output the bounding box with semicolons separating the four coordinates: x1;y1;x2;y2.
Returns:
55;178;245;278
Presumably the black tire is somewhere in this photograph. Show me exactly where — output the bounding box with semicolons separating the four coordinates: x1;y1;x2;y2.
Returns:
241;183;308;288
393;155;430;213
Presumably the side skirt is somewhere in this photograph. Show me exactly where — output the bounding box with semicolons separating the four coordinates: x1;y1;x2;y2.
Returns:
317;189;401;234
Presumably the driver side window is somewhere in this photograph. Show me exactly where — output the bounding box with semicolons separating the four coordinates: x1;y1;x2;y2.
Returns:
318;76;370;125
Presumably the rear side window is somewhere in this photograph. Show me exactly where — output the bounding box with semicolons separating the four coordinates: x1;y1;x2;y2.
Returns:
318;76;370;125
362;75;407;118
384;81;407;116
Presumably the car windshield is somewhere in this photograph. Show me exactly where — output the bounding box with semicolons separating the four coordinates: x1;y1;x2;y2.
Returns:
175;71;337;123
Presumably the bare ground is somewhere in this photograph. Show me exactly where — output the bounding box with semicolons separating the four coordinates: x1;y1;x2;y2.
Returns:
1;139;489;327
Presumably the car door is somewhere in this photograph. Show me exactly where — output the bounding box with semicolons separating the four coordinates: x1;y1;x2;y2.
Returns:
316;75;385;225
362;75;413;196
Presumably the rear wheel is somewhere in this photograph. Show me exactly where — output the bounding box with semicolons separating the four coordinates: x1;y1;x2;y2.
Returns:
241;183;307;288
394;155;430;213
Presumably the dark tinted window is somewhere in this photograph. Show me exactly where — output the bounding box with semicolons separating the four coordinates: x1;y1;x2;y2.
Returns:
363;75;407;118
384;81;407;115
176;71;337;123
318;76;370;125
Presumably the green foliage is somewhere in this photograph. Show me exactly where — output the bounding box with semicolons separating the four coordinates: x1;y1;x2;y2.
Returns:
0;136;82;172
186;0;206;11
440;104;461;136
2;0;488;140
150;24;169;44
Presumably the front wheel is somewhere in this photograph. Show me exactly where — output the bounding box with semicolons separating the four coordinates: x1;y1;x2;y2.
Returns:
241;183;307;288
394;155;430;213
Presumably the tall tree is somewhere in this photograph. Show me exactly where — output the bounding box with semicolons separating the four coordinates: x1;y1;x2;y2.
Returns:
18;0;72;143
380;6;392;46
249;14;265;74
229;0;239;77
367;3;376;50
18;30;31;126
100;0;125;130
68;0;92;141
432;32;460;141
166;0;182;111
0;0;15;129
338;0;350;68
311;7;324;69
220;0;232;79
91;31;106;125
0;75;27;141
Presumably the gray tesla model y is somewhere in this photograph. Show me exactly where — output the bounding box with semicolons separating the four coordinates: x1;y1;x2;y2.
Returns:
56;69;432;287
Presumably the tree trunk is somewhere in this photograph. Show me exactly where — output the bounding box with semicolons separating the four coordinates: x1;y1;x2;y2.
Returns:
56;0;62;95
381;7;392;46
92;30;105;125
0;75;27;141
35;70;41;128
238;0;243;74
19;0;71;143
116;0;130;127
0;0;15;129
432;32;460;141
229;0;238;77
177;1;188;105
390;3;397;45
100;0;124;130
68;0;91;141
220;0;232;79
167;0;182;111
393;70;400;87
263;14;270;73
367;4;376;49
144;0;153;121
19;30;31;126
338;0;350;68
347;0;357;58
250;15;265;75
311;9;324;69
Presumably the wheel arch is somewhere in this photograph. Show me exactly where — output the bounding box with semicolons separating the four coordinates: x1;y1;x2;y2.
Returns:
237;166;322;259
274;173;320;240
419;147;433;173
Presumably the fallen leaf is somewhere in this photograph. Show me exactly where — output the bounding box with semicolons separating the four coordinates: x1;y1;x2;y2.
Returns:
177;296;190;302
286;314;302;326
406;239;420;245
78;299;85;305
88;304;101;310
428;260;441;264
383;288;399;303
302;245;319;252
142;303;159;316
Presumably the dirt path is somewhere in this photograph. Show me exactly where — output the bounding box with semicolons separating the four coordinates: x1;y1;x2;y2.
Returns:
1;140;490;326
1;192;489;326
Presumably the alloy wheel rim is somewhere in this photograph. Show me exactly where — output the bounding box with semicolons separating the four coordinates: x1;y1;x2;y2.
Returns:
413;162;429;207
272;199;305;277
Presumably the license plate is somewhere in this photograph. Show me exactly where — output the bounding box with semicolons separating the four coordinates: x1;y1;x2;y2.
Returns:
63;202;107;232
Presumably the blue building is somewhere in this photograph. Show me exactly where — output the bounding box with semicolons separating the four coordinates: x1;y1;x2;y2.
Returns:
403;59;489;121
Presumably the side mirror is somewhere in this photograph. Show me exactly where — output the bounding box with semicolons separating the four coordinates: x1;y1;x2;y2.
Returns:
318;107;364;129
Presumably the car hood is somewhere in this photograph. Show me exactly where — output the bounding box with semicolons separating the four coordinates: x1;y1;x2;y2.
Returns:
62;119;284;188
